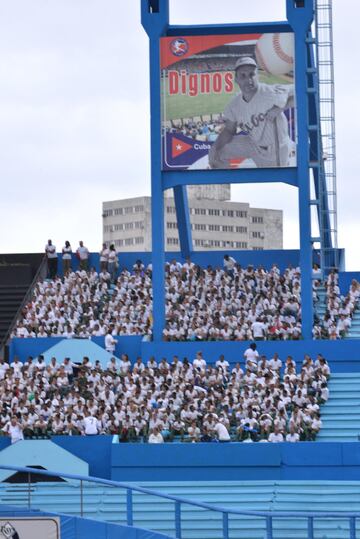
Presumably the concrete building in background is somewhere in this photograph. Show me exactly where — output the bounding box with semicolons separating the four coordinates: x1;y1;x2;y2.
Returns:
102;186;282;252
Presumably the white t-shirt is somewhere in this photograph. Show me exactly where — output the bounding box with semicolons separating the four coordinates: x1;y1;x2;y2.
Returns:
286;432;300;442
244;348;259;362
45;244;57;259
148;432;164;444
83;416;100;435
4;422;24;444
252;321;265;338
105;334;117;353
268;432;284;443
214;422;230;441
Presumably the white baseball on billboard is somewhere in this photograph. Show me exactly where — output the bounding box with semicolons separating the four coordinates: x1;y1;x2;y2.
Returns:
255;33;294;76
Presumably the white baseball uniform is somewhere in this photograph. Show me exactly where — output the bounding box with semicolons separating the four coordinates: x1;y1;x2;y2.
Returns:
220;83;295;167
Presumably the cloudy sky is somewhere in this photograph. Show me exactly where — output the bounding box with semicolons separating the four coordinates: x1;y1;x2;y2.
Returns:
0;1;357;268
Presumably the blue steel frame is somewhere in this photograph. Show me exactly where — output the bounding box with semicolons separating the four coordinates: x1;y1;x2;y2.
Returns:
3;464;360;539
141;0;316;341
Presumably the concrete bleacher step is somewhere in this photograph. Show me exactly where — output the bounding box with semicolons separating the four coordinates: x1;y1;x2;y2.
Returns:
317;372;360;441
4;480;360;538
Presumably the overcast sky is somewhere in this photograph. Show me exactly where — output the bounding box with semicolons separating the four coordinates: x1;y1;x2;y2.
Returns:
0;1;357;268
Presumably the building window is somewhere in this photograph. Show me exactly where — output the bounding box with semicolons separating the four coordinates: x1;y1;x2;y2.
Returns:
134;205;144;212
125;206;133;214
253;246;264;250
135;237;144;244
208;224;220;231
252;216;264;224
194;223;206;231
227;210;234;217
252;231;263;238
125;222;134;230
103;209;113;217
195;239;205;247
125;238;134;246
167;237;179;245
222;225;234;233
235;210;247;218
236;226;247;233
167;222;178;229
208;209;220;216
167;206;176;214
134;221;144;229
114;208;123;215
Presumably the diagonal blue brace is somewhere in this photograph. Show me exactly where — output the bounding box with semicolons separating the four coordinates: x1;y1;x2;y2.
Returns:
173;186;193;259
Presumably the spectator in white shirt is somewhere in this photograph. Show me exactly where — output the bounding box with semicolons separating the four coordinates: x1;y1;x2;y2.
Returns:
148;427;164;444
268;426;284;443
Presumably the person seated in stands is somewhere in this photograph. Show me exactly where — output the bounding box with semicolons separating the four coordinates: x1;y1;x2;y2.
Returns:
286;424;300;442
148;426;164;444
237;410;259;441
213;418;230;442
268;425;284;443
336;314;351;338
187;420;201;443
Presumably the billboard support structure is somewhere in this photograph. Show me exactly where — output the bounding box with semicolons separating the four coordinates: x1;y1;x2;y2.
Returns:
141;0;328;342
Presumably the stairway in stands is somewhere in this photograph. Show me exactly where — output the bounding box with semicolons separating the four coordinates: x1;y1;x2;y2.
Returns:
0;285;29;345
314;284;327;322
317;372;360;441
346;309;360;339
1;480;360;538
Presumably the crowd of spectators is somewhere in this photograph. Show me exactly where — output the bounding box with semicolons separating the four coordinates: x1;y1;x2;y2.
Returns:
313;270;360;339
14;258;308;341
14;253;360;341
0;349;330;444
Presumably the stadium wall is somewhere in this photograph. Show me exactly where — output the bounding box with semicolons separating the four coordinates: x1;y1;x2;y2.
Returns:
0;505;170;539
54;248;345;275
339;271;360;292
110;442;360;482
141;339;360;371
10;336;360;370
1;438;360;482
9;336;143;362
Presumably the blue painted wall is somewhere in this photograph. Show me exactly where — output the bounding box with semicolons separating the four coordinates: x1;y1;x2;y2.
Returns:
141;339;360;372
2;437;360;483
9;336;143;363
52;436;113;479
54;249;343;275
10;336;360;370
111;442;360;482
339;271;360;294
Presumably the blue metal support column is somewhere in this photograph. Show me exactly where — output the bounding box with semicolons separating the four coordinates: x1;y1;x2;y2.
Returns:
173;185;193;258
141;0;170;342
287;0;314;339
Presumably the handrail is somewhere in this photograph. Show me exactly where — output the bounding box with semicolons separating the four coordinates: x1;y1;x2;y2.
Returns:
0;254;47;353
0;463;359;518
0;464;359;539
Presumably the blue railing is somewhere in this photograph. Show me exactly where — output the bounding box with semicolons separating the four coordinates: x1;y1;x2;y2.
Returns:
0;464;359;538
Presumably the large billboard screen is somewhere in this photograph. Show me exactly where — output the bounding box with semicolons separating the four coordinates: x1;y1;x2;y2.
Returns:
161;33;296;171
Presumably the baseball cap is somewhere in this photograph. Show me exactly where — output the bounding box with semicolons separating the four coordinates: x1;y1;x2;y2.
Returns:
234;56;257;70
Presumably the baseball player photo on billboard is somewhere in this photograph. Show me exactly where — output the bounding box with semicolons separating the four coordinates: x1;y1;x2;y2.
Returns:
160;32;296;171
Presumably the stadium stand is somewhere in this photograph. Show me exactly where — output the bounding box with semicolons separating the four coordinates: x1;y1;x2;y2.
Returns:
0;342;329;443
11;261;359;342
